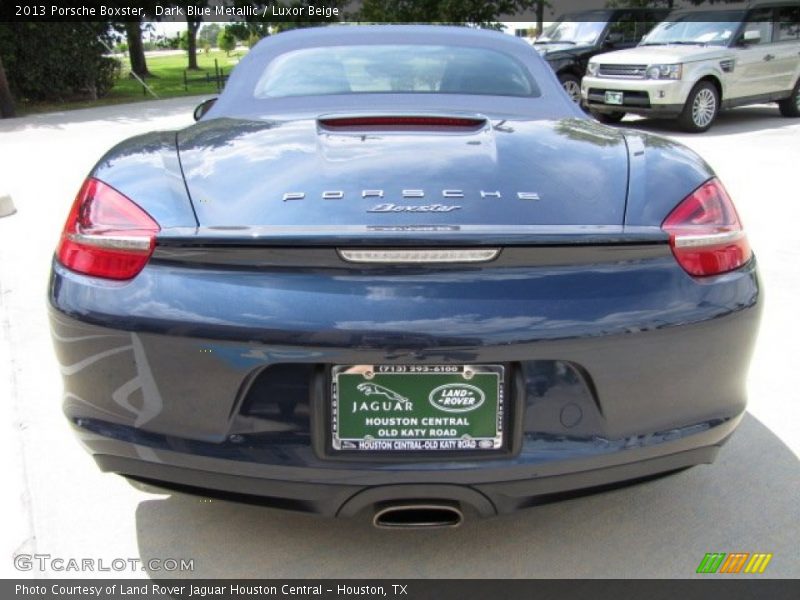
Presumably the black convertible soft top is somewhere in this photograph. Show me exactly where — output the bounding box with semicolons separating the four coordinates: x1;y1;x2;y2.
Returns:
206;25;584;121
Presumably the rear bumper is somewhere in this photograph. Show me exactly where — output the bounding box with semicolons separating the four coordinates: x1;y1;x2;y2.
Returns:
582;76;688;117
589;103;684;119
49;251;761;516
93;423;733;517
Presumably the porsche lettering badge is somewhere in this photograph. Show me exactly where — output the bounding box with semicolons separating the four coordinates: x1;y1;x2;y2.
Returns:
282;189;541;208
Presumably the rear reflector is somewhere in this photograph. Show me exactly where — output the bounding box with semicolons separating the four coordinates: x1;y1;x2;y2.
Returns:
662;178;751;277
319;116;486;129
338;248;500;264
56;178;160;280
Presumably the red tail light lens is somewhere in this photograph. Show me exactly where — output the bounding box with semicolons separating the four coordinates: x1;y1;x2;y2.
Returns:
56;178;160;280
662;178;751;277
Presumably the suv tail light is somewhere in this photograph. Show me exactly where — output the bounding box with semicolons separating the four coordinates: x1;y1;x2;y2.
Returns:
56;178;160;280
662;178;751;277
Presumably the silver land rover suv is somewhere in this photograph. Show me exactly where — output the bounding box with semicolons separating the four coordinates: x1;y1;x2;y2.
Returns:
581;2;800;132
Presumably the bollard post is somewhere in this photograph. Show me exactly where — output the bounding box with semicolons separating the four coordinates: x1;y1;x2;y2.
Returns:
0;194;16;217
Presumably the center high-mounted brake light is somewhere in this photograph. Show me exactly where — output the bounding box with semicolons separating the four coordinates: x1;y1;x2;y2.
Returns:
319;116;486;129
56;178;160;280
662;178;751;277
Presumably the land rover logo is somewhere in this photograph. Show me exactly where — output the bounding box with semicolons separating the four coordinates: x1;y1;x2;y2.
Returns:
428;383;485;413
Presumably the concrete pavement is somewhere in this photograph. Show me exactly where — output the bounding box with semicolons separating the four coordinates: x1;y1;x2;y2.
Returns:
1;98;798;579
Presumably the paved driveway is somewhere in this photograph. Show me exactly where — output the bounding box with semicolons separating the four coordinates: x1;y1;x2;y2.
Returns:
1;99;798;578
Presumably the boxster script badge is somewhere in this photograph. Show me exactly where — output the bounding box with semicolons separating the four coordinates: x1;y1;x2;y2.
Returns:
368;203;460;213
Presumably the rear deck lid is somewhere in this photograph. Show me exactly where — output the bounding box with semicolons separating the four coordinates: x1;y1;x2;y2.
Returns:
176;115;630;236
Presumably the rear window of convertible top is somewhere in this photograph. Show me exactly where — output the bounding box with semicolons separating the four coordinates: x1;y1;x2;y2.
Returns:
253;44;541;99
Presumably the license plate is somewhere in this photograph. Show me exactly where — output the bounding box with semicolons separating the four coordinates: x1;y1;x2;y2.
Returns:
605;91;624;105
331;365;504;452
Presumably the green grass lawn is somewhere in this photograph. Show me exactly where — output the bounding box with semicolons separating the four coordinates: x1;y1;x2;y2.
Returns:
109;49;246;101
18;49;246;115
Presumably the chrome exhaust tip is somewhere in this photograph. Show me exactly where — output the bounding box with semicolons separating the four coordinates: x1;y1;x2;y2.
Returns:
373;503;464;529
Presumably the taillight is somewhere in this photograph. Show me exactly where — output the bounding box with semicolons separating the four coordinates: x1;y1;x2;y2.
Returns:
662;178;751;277
56;178;159;280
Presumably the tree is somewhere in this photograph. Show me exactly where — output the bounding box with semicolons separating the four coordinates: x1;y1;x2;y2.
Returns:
606;0;675;7
535;0;547;34
0;22;120;103
124;20;151;78
0;55;15;118
218;28;237;56
185;19;201;70
357;0;540;27
227;1;346;33
172;1;209;70
225;21;269;42
606;0;743;7
109;1;161;79
198;23;221;47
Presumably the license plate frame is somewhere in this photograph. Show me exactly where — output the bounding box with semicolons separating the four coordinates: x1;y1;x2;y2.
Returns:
330;364;505;454
604;90;624;105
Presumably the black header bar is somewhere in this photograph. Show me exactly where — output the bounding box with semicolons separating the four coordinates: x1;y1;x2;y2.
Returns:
4;579;800;600
1;1;762;24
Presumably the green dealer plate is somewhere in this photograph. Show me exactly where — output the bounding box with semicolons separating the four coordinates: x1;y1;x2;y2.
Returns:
331;365;504;452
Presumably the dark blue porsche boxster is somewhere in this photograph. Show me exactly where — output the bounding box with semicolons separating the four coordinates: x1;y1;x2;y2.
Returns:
49;26;761;527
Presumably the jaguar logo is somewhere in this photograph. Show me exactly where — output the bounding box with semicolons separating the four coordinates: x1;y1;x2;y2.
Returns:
357;383;410;404
429;383;485;413
352;383;413;413
368;203;460;213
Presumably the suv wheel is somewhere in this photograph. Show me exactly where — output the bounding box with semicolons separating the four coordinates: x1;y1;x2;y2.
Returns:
558;73;582;104
678;81;719;133
592;111;626;124
778;79;800;118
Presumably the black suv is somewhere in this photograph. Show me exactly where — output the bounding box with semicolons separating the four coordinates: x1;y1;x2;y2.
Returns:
534;8;670;102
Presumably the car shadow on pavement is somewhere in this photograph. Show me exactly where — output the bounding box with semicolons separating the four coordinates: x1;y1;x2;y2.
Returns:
621;105;799;138
134;412;799;579
0;97;202;134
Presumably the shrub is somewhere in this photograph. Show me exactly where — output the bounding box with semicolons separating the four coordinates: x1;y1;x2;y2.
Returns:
217;28;236;56
155;34;180;50
0;22;121;102
95;56;122;98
